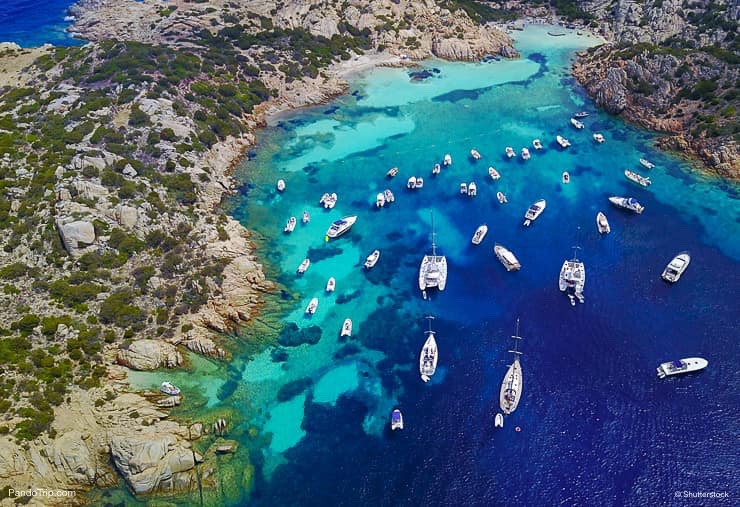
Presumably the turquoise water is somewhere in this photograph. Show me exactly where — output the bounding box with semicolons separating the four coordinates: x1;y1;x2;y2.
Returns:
133;24;740;504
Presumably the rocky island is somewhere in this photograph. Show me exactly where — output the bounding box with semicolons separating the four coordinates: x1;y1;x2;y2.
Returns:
0;0;737;504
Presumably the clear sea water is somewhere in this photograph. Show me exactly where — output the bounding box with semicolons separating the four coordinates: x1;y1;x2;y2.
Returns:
0;0;82;47
129;25;738;505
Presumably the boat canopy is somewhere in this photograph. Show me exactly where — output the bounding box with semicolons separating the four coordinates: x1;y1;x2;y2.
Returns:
627;198;638;205
672;360;683;368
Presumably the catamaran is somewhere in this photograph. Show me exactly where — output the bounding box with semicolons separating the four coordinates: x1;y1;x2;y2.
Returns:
418;211;448;297
419;315;438;382
499;319;523;415
559;245;585;306
523;199;546;226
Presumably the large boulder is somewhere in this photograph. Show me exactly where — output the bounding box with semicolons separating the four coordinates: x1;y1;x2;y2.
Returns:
56;219;96;254
116;339;183;371
50;431;97;485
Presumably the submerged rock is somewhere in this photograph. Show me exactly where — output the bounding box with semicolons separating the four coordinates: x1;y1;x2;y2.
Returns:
277;323;322;347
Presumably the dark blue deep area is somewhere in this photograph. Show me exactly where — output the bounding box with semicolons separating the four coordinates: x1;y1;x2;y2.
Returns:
0;0;82;47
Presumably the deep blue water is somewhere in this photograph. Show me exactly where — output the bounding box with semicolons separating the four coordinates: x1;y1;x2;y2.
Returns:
121;25;739;506
0;0;82;47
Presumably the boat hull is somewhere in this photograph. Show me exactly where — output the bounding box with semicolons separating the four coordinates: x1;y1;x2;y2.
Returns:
499;359;522;415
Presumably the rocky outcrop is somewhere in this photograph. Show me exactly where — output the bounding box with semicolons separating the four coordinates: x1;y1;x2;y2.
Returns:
116;339;183;371
55;219;95;255
591;67;628;114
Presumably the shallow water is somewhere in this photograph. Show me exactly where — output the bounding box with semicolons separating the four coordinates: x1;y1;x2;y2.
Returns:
137;24;740;505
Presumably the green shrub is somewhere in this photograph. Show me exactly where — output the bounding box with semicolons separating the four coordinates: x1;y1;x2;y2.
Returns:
99;290;145;328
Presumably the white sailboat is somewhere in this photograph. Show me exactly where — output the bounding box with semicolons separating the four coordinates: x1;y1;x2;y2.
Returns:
418;211;448;296
499;319;523;415
419;315;438;382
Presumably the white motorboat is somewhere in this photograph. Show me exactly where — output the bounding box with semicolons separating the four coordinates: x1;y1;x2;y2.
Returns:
432;163;441;175
496;191;508;204
593;133;605;143
320;192;338;209
470;149;482;160
661;251;690;283
468;182;477;196
556;135;571;148
657;357;707;378
443;154;452;166
499;319;523;415
460;182;468;195
284;216;297;233
364;249;380;269
625;169;651;187
488;166;500;180
407;176;417;189
570;118;584;129
391;409;404;430
276;179;286;192
384;189;395;203
376;192;386;208
297;258;310;274
420;316;438;382
505;146;515;158
387;167;399;178
415;177;424;189
160;381;181;396
419;212;448;294
325;277;336;292
494;244;521;271
494;413;504;428
326;215;357;239
523;199;546;227
574;111;589;118
471;224;488;245
340;318;353;337
302;211;310;223
562;172;570;184
609;196;644;214
596;211;610;234
559;246;586;306
521;148;531;160
532;139;543;150
639;158;655;170
305;297;319;314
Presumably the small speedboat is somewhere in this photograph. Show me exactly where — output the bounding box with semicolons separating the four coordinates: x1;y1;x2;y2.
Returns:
562;172;570;184
521;148;531;160
320;192;338;209
625;169;651;187
505;146;515;158
340;318;353;337
460;182;468;195
657;357;707;379
468;182;477;196
574;111;589;118
387;167;399;178
639;158;655;170
532;139;543;150
523;199;546;227
325;277;336;292
609;196;644;214
472;224;488;245
570;118;585;129
470;149;481;160
364;249;380;269
556;135;571;148
407;176;417;189
297;258;310;274
302;211;310;223
391;409;404;430
432;163;441;175
661;251;690;283
376;192;386;208
415;177;424;189
497;191;508;204
488;166;500;180
305;297;319;314
596;211;610;234
160;382;181;396
443;154;452;166
384;189;395;203
494;244;521;271
494;413;504;428
284;216;297;233
276;179;286;192
593;133;605;143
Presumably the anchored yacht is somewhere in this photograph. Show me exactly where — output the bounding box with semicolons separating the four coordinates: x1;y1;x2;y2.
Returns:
609;196;644;214
494;243;521;271
523;199;546;226
559;245;585;306
624;169;651;187
499;319;523;415
420;316;438;382
418;211;448;295
472;224;488;245
596;211;610;234
661;251;690;283
657;358;707;378
326;215;357;239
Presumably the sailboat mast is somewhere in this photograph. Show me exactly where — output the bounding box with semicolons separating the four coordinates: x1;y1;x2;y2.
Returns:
430;210;437;257
509;318;522;355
